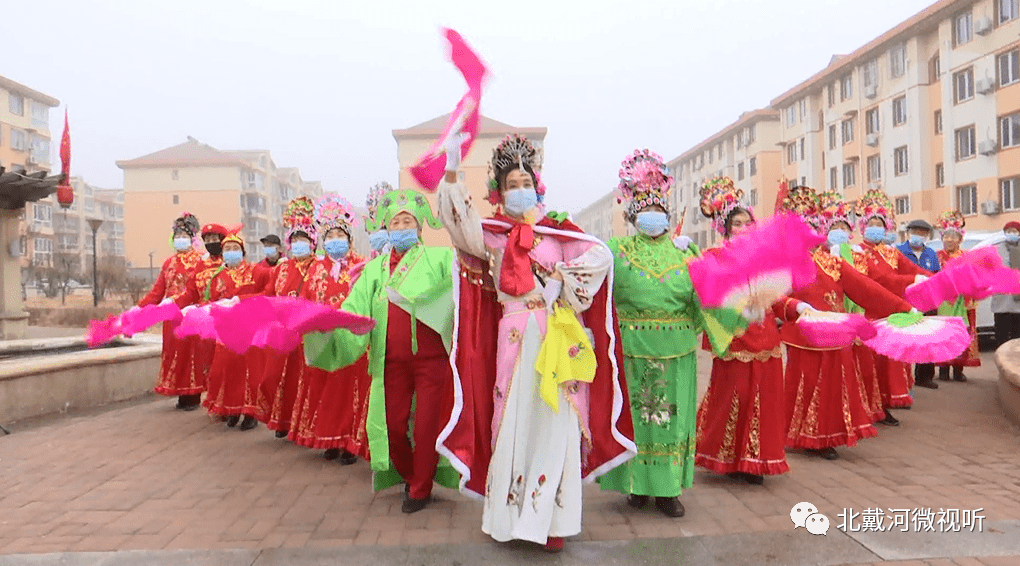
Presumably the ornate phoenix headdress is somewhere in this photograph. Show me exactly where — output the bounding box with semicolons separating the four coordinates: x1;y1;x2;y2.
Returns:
699;177;749;234
222;224;245;252
816;190;853;234
854;189;895;232
367;188;442;232
935;209;966;237
315;193;358;237
616;149;673;221
283;196;317;246
777;185;820;229
365;181;393;228
172;212;200;238
486;133;546;205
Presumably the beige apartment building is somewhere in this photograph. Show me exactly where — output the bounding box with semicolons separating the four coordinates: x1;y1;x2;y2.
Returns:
572;189;631;243
392;114;547;248
117;138;327;279
771;0;1020;234
46;178;125;276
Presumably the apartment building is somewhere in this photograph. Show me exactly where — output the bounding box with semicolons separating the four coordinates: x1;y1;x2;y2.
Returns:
572;190;631;242
392;114;547;248
44;177;126;277
117;138;326;279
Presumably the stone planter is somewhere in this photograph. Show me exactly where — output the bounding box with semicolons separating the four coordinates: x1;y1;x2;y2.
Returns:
995;338;1020;428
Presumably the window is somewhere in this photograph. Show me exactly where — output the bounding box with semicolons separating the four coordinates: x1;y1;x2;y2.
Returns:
748;125;756;144
956;126;977;160
842;119;855;145
867;155;881;181
935;110;943;135
799;137;805;160
31;103;48;127
894;146;909;176
34;238;52;264
708;149;713;164
799;99;807;120
9;93;24;115
957;184;978;215
737;162;745;181
787;143;797;164
1003;178;1020;210
10;129;27;151
32;203;52;226
1000;0;1019;24
931;53;942;81
749;157;757;176
749;189;758;206
841;74;854;100
890;44;906;78
736;133;744;149
892;96;907;126
84;198;94;213
829;124;838;149
954;68;974;103
999;49;1020;87
1001;113;1020;148
936;163;945;187
830;166;839;189
172;194;180;205
954;11;973;46
895;196;911;215
843;163;856;187
863;59;879;88
866;108;880;134
786;106;797;126
827;83;836;107
801;176;807;187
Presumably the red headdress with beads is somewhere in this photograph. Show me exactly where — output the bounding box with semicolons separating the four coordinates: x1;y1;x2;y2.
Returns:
854;189;895;232
699;176;750;234
935;209;966;237
486;133;545;206
283;196;317;247
816;190;853;234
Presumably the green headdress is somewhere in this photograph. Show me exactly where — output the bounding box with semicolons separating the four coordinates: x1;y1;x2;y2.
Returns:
366;188;443;232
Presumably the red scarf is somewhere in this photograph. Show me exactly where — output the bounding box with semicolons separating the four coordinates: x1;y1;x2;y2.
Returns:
484;212;583;297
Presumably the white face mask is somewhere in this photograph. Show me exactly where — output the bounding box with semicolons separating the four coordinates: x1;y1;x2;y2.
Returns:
503;188;538;216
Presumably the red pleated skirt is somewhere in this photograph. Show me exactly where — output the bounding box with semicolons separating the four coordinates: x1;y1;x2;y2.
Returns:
851;342;885;421
203;344;260;416
874;354;913;408
255;347;305;432
153;324;204;396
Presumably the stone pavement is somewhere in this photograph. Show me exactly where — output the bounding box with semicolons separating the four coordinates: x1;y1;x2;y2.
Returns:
1;351;1019;565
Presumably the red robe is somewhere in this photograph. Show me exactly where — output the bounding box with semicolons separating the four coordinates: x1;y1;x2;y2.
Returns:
138;250;202;396
289;253;372;456
437;215;634;498
696;247;793;476
254;256;317;431
174;255;226;394
777;249;911;450
846;249;886;421
200;262;271;416
859;241;933;408
936;249;981;368
253;257;282;281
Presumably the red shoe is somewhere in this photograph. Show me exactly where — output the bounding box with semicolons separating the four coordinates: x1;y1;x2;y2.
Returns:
544;536;564;553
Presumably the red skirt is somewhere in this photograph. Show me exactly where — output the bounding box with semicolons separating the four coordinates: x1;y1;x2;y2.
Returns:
203;344;260;416
307;354;371;456
255;347;305;432
784;345;878;449
937;309;981;368
851;342;885;421
695;354;789;476
874;354;913;408
153;324;204;396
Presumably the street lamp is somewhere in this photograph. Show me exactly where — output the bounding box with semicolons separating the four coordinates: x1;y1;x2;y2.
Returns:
87;218;103;307
148;250;155;282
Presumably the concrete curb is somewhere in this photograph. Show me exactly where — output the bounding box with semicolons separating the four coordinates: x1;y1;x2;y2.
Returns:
994;338;1020;428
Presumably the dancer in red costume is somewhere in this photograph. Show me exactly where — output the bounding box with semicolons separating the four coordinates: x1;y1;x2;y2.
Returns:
695;179;792;484
289;194;371;465
934;210;981;381
135;212;204;410
775;186;912;460
256;197;319;438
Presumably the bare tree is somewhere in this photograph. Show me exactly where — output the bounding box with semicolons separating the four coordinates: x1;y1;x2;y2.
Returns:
39;252;81;305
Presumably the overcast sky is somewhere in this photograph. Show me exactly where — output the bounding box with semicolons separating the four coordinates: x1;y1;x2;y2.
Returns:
9;0;936;213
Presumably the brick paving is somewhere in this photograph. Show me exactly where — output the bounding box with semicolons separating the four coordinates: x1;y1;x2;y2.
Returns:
1;351;1019;563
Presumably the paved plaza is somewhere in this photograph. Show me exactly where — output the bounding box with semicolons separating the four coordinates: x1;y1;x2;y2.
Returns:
1;350;1019;565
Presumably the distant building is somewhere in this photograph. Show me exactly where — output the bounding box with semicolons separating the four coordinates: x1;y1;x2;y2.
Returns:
572;190;631;242
48;177;126;278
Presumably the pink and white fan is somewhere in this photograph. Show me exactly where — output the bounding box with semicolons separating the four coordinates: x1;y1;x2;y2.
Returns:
864;313;970;364
796;310;876;349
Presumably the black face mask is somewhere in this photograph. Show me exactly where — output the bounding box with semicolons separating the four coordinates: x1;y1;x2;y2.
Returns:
205;242;223;257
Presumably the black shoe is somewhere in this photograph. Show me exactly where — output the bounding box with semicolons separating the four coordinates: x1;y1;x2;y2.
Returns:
239;416;258;431
225;415;240;428
274;430;288;439
954;370;967;382
177;402;201;412
654;496;685;518
809;448;839;460
627;494;649;508
726;472;743;481
324;448;341;461
338;451;358;466
879;410;900;426
401;496;431;514
404;482;410;494
743;473;765;485
938;368;951;381
916;379;939;390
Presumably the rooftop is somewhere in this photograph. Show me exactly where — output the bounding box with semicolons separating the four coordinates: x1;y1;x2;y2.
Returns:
115;138;250;169
667;109;781;167
392;113;547;140
0;74;60;107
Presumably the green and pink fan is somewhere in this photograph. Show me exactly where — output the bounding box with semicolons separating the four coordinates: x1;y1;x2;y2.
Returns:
863;312;970;363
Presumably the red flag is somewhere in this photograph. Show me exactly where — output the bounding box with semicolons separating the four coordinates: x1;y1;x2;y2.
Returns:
56;108;74;208
774;177;789;216
672;206;688;237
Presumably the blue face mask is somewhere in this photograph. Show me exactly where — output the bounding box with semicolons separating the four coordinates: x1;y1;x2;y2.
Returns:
290;241;311;258
223;250;243;267
324;238;349;259
389;229;418;253
634;211;669;236
264;245;278;258
863;226;886;243
1006;233;1020;244
908;234;927;248
504;188;538;216
883;232;897;244
369;230;389;251
827;229;850;246
173;237;192;251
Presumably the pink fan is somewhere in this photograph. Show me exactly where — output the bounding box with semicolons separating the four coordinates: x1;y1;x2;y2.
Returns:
212;296;278;355
120;302;182;337
864;313;970;364
273;297;376;336
85;314;124;348
174;306;218;341
252;323;301;354
688;213;824;311
905;247;1020;311
797;310;876;348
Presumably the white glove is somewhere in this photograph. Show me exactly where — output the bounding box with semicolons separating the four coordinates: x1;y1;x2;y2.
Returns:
914;274;928;284
672;235;692;250
181;305;196;315
215;296;239;308
158;298;174;306
741;306;765;323
543;278;563;315
795;302;812;314
909;307;921;314
444;132;468;173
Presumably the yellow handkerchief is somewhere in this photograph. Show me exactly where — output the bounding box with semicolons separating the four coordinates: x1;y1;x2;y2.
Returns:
535;306;597;412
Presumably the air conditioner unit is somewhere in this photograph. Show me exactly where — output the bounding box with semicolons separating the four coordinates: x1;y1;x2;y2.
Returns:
25;155;36;165
981;200;1001;215
865;133;880;147
979;139;998;155
976;77;995;94
975;16;993;35
864;84;878;99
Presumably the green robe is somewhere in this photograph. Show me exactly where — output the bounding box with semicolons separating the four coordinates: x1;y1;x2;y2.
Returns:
598;234;743;497
304;244;460;491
